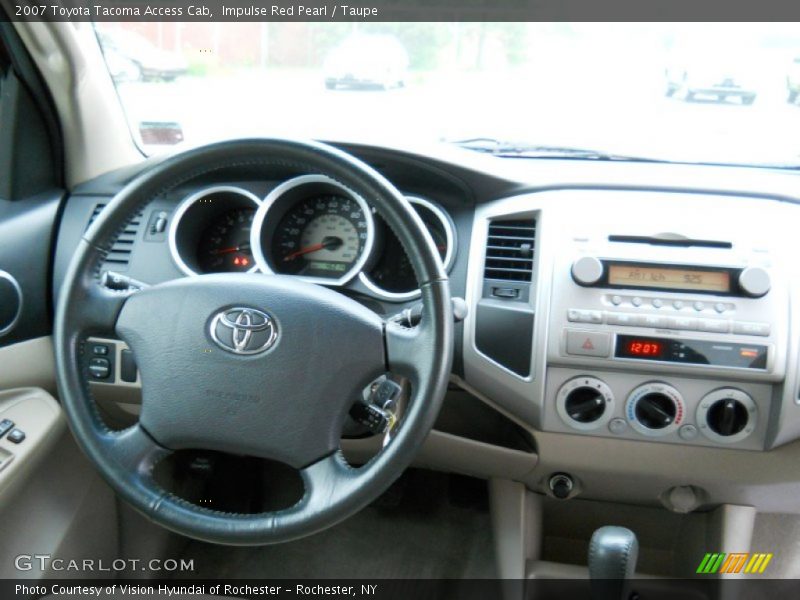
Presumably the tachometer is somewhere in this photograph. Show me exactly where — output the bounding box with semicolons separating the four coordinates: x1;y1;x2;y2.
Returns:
169;186;261;276
252;175;374;285
196;208;255;273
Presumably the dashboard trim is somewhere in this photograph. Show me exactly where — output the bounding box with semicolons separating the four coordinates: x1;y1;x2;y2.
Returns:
250;174;376;287
358;195;457;301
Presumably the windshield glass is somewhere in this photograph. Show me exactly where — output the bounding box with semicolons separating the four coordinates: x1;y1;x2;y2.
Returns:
94;22;800;167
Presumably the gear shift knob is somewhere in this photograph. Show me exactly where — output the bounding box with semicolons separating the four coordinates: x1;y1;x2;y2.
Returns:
588;526;639;599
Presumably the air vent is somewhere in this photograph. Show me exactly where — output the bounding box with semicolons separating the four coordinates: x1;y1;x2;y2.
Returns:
483;218;536;282
86;204;143;268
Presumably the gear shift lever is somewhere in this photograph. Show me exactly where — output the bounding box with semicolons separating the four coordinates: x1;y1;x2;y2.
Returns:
588;526;639;600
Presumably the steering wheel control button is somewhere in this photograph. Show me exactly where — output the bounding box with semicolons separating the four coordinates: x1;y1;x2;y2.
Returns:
91;344;109;356
6;429;25;444
88;357;111;380
608;418;628;435
696;388;757;444
571;256;604;286
626;382;684;437
120;350;138;383
556;376;615;430
679;424;699;441
0;419;14;438
209;307;278;355
565;330;611;358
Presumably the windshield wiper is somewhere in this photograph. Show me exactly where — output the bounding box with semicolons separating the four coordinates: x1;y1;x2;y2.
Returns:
448;137;663;162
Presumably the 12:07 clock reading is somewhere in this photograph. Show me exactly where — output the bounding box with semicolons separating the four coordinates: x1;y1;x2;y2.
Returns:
608;264;730;293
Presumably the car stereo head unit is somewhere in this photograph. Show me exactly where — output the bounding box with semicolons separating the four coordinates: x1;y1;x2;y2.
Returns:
571;257;771;298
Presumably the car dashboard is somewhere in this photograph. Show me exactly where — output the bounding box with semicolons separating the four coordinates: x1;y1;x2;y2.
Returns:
47;141;800;510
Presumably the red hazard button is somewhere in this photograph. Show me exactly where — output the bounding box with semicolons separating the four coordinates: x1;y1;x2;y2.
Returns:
566;330;610;357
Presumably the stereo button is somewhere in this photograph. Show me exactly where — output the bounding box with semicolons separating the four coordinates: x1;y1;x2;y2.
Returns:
698;319;730;334
565;330;611;357
667;316;698;331
606;312;637;326
640;314;668;328
733;321;771;337
568;309;603;324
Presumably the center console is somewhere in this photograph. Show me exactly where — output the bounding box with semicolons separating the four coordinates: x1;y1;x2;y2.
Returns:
463;188;799;452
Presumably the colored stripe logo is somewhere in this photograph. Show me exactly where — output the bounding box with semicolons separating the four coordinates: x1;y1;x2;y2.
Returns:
696;552;773;574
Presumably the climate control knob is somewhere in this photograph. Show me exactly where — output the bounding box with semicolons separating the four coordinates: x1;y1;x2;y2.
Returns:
571;256;604;286
626;382;684;437
556;376;615;430
697;388;757;444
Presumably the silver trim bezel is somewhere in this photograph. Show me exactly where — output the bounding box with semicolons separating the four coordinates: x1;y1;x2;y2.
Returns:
251;174;375;287
0;270;23;337
555;375;615;431
625;381;685;437
696;387;758;444
168;185;262;277
358;195;457;302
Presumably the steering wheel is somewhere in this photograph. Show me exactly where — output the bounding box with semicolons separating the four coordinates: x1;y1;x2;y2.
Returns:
54;139;453;545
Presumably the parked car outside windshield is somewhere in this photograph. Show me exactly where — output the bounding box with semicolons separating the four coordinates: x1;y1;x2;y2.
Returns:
95;22;800;168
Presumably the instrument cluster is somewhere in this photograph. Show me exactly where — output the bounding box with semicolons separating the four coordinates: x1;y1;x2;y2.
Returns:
168;175;456;301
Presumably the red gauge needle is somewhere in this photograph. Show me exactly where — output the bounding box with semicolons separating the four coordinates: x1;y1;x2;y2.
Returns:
211;243;250;256
283;236;343;262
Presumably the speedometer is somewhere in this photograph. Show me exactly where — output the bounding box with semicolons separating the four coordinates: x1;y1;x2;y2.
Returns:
251;175;375;285
272;195;367;276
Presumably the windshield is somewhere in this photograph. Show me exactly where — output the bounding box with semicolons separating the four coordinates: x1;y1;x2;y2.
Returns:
95;22;800;167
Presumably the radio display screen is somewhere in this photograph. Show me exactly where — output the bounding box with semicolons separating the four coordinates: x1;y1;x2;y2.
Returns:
625;339;665;358
615;335;768;369
607;264;731;293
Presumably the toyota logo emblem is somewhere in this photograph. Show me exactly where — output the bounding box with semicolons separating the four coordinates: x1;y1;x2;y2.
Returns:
209;307;278;355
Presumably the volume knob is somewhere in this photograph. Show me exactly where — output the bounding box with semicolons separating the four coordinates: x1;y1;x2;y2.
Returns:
738;267;770;298
571;256;604;286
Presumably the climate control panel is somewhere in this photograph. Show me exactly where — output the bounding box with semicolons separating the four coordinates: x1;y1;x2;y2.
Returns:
555;376;615;431
625;382;685;437
545;368;769;449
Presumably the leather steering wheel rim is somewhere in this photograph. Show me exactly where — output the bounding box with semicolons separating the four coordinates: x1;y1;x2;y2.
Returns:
54;138;453;545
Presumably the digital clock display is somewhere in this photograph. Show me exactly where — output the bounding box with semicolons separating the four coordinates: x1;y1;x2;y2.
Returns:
626;339;664;358
608;264;731;293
